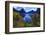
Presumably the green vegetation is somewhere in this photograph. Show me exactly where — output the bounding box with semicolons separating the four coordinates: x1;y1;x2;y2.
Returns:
13;12;40;28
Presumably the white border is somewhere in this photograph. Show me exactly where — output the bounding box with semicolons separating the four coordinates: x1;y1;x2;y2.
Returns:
9;3;44;32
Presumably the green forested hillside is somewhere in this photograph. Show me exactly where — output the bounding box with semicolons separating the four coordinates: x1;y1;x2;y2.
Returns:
13;11;40;28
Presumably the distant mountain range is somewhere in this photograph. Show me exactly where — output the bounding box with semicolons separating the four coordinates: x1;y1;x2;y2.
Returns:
13;7;40;14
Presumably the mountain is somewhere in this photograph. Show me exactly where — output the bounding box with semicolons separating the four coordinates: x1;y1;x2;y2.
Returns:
13;7;25;13
13;7;40;15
